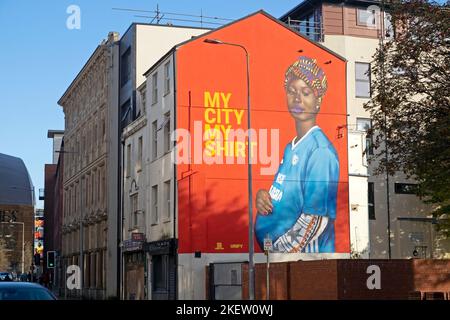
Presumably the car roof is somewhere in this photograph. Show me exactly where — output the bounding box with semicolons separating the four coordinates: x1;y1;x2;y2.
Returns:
0;282;47;289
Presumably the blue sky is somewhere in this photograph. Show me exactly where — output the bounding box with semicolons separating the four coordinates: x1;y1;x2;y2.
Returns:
0;0;301;208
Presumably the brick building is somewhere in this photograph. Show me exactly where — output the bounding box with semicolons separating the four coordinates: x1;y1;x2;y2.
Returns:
0;152;35;275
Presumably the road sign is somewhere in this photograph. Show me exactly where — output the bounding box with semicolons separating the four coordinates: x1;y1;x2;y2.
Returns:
264;237;272;251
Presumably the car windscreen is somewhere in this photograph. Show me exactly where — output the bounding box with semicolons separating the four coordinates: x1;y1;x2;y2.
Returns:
0;287;55;300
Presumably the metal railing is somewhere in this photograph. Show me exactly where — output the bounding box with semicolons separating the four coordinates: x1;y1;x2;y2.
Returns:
286;17;324;42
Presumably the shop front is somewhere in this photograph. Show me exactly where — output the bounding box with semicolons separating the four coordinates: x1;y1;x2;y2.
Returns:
144;238;177;300
123;236;145;300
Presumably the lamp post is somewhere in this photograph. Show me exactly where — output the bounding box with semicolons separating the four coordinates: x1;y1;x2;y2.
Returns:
203;38;255;300
1;221;25;274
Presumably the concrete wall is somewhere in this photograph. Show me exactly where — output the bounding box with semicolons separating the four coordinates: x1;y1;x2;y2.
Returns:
322;35;378;260
321;34;450;259
145;53;176;242
348;130;370;258
136;25;208;88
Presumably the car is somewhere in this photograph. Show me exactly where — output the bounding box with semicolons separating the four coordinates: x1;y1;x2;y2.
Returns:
0;272;13;281
0;282;57;300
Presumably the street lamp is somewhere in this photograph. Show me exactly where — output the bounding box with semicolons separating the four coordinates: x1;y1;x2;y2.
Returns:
203;38;255;300
1;221;25;274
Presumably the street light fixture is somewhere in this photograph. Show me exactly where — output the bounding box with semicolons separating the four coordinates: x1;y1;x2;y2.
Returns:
203;38;255;300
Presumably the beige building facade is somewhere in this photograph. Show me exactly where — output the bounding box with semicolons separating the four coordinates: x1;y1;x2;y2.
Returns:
58;32;120;299
118;24;209;300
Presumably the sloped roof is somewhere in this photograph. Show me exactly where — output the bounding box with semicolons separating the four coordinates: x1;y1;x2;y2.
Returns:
143;10;346;77
0;153;34;206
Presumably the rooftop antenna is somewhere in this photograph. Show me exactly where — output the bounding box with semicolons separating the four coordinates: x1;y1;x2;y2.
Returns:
112;6;233;27
149;4;164;24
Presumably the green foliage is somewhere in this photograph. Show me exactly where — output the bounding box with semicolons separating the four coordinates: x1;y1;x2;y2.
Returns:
364;0;450;237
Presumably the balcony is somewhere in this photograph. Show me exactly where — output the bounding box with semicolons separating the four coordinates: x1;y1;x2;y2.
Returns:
286;17;323;42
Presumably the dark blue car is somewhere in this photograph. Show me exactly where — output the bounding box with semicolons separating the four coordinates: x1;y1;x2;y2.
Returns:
0;282;57;300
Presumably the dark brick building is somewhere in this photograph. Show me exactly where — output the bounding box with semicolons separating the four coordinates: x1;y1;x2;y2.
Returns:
0;152;35;275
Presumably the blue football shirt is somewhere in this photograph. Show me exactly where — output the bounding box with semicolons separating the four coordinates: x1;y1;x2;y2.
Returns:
255;126;339;253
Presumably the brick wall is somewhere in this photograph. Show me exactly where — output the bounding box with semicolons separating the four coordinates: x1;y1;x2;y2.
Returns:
290;260;339;300
337;260;415;299
240;259;450;300
0;204;35;271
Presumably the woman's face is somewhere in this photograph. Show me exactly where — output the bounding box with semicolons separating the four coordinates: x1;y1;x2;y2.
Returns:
286;78;320;122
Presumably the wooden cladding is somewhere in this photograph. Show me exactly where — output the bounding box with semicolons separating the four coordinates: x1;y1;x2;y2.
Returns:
322;4;382;38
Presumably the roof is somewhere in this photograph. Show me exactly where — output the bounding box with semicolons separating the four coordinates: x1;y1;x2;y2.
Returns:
0;153;34;206
47;130;64;139
0;282;45;288
143;10;346;77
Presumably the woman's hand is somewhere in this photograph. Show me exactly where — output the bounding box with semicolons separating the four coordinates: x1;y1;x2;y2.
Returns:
256;189;273;215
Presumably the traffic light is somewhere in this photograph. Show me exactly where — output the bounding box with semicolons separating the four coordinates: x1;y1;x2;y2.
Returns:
47;251;56;268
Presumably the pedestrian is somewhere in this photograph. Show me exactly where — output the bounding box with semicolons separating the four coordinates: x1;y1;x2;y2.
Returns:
43;271;50;288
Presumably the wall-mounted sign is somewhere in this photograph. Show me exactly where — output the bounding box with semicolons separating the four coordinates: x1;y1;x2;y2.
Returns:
131;232;145;242
0;210;17;222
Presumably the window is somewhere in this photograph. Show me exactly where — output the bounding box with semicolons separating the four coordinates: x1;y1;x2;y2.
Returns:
368;182;375;220
151;185;158;225
121;100;132;129
384;12;394;39
91;172;95;206
101;168;106;205
395;183;418;195
152;72;158;104
152;120;158;160
121;48;131;87
94;124;98;151
164;180;171;221
357;118;373;155
102;118;106;140
126;144;131;178
355;62;371;98
85;177;89;209
163;113;171;153
130;193;138;228
152;255;168;292
82;135;86;163
164;61;171;95
357;7;377;27
97;170;101;202
137;136;143;172
140;88;146;112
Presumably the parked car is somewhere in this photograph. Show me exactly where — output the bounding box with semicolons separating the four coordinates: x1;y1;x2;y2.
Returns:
0;272;13;281
0;282;57;300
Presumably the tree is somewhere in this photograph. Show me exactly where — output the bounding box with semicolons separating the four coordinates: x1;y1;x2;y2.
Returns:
364;0;450;236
